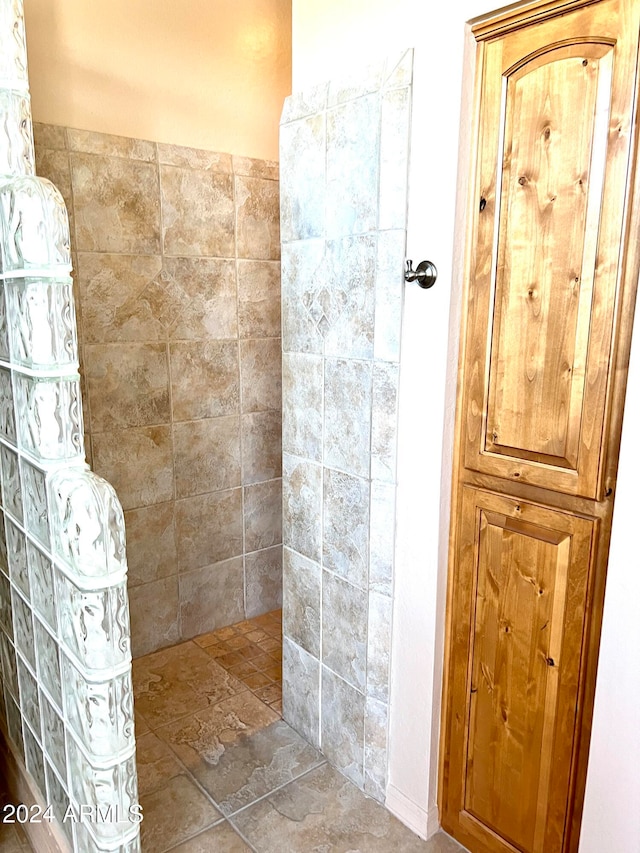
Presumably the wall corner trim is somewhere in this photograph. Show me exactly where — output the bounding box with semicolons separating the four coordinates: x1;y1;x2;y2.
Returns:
385;783;433;840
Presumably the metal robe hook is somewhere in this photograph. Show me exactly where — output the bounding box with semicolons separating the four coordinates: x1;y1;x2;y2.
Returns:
405;259;437;289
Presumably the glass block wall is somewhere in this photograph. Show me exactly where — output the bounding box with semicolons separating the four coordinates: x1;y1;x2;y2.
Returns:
0;2;140;851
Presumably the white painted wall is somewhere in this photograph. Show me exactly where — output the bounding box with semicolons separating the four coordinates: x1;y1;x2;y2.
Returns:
292;2;640;849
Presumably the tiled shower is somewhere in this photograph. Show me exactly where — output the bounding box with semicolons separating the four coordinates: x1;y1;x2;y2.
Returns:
33;124;283;659
1;1;417;848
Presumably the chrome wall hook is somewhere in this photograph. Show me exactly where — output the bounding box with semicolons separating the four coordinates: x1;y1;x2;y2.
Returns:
405;259;437;289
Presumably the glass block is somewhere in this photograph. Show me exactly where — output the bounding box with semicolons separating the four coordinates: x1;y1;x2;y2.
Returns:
0;511;7;577
41;689;67;781
0;627;18;698
74;822;142;853
67;739;138;846
0;175;70;273
24;721;46;796
0;0;29;93
0;283;8;360
6;517;28;597
62;654;135;759
0;569;12;634
14;372;84;461
57;573;130;671
5;690;24;758
21;457;48;547
5;277;78;368
0;89;34;177
27;541;56;630
34;617;62;710
0;366;16;444
50;468;127;581
17;654;39;734
0;444;21;520
45;760;72;846
12;587;34;669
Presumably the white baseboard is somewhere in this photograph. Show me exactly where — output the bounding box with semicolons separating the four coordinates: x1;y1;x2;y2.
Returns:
386;783;435;840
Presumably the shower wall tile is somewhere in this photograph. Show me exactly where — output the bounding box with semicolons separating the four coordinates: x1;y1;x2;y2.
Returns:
36;124;282;655
91;426;174;510
173;416;241;498
281;52;413;802
244;478;282;553
379;87;411;231
164;256;237;341
244;545;283;618
235;175;281;261
237;260;281;339
233;155;279;180
283;454;322;564
321;667;365;788
282;637;320;748
160;165;234;257
179;557;245;640
324;357;372;478
279;114;326;242
67;128;157;161
374;230;405;363
326;95;380;239
371;362;400;483
322;572;367;691
85;342;171;431
124;503;177;588
170;340;240;421
282;548;321;658
241;410;282;485
70;152;161;253
77;252;165;343
175;489;244;572
322;469;370;589
158;142;232;173
282;352;323;462
128;576;180;658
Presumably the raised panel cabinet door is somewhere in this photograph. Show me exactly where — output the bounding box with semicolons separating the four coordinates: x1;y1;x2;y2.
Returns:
462;0;640;498
442;487;596;853
441;0;640;851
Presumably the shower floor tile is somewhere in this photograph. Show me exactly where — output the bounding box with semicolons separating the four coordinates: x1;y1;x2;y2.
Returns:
131;609;466;853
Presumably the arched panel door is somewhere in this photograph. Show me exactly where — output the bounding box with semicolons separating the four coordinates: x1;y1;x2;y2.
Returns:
441;1;640;851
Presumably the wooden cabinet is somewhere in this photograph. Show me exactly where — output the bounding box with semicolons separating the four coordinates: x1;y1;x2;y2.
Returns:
440;1;640;851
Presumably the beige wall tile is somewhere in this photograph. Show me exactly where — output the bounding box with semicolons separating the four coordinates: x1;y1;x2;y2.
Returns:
129;576;180;658
235;176;281;261
164;257;237;341
158;143;232;173
233;155;279;180
70;152;161;253
179;558;245;639
237;260;281;339
85;342;170;431
92;426;174;510
241;411;282;485
34;148;74;239
173;417;241;498
240;339;282;413
67;128;157;161
125;503;177;587
33;122;66;151
161;165;234;257
77;253;165;343
244;479;282;553
170;341;239;421
245;545;283;619
175;489;243;572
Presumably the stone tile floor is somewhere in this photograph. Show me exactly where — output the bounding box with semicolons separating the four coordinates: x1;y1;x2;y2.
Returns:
1;609;467;852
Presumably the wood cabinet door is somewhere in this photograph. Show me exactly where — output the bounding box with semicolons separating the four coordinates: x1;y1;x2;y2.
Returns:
441;1;640;851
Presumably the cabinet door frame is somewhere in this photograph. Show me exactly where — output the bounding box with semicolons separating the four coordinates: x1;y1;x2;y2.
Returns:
439;1;640;850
